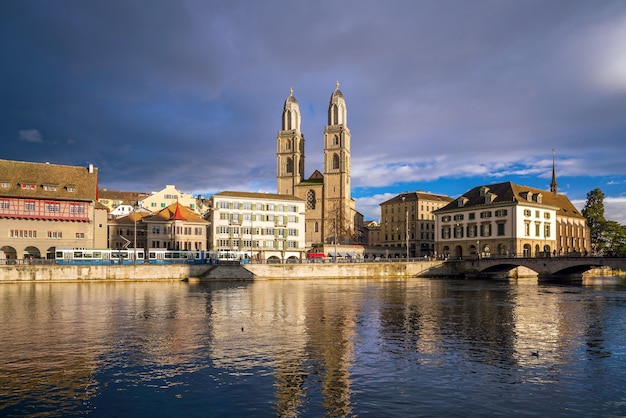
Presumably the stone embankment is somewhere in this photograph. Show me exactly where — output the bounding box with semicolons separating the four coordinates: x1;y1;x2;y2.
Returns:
0;261;453;282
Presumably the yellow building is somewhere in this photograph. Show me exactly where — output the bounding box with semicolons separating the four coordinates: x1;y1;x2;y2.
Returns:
277;83;363;249
0;159;107;260
380;192;453;258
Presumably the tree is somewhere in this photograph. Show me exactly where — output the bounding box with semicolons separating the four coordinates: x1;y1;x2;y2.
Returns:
582;188;626;256
582;188;606;254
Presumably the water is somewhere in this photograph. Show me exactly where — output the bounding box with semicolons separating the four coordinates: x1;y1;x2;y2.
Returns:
1;277;625;417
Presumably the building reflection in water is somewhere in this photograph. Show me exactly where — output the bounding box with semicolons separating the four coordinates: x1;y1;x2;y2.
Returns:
0;278;622;416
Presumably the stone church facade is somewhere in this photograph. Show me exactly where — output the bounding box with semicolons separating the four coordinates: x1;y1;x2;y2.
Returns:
277;84;363;249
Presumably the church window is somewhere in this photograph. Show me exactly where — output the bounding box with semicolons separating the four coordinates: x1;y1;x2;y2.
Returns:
314;222;319;232
286;110;292;130
286;157;293;174
332;153;340;170
332;104;339;125
285;140;291;150
333;135;339;146
306;190;316;209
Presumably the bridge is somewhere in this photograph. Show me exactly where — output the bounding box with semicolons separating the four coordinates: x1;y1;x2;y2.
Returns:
449;256;626;281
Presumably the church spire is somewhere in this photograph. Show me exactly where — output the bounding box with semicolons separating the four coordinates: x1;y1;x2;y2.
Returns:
550;149;558;194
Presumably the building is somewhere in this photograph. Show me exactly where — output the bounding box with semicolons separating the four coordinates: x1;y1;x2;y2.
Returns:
143;202;208;251
434;181;590;259
363;220;381;246
98;188;148;217
276;83;363;249
380;191;454;258
0;159;107;260
140;184;201;215
107;209;150;250
207;191;306;262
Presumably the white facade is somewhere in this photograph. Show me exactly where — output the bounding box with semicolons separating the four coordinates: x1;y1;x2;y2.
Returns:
208;191;306;261
435;183;562;259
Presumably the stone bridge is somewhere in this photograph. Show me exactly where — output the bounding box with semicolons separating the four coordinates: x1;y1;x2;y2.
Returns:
453;256;626;280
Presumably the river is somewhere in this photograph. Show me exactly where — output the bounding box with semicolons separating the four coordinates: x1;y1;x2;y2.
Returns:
1;276;625;417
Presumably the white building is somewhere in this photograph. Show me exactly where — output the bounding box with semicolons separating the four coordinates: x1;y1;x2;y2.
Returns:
434;182;589;259
207;191;306;262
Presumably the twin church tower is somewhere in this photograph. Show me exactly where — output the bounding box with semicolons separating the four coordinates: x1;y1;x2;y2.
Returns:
276;83;361;248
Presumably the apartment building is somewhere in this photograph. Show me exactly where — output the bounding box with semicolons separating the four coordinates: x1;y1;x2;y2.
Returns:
207;191;306;262
380;191;453;258
0;159;107;260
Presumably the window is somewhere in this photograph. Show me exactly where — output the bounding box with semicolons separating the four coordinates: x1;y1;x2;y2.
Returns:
24;202;35;211
43;184;58;191
545;224;551;238
525;221;530;236
288;205;298;212
76;232;85;239
1;200;9;210
67;186;75;192
480;223;492;237
454;224;464;238
524;209;531;217
468;213;475;220
535;223;541;237
441;215;451;222
332;153;340;170
495;209;508;217
467;224;477;238
441;226;451;239
497;223;505;236
480;211;492;218
21;183;36;190
544;212;551;219
70;204;85;214
453;214;464;221
306;190;316;209
1;182;9;189
45;202;60;213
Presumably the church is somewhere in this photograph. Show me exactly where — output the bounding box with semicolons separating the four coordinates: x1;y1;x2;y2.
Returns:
276;83;363;249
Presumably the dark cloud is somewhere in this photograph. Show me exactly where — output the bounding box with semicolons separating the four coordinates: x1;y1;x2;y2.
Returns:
1;0;626;220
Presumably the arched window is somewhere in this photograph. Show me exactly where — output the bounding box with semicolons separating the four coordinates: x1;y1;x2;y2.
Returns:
332;153;340;170
314;222;319;232
333;104;339;125
285;139;291;150
286;110;292;130
333;135;339;146
307;190;316;209
286;158;293;174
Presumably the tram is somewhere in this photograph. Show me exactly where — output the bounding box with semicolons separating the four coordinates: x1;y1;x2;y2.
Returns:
54;248;206;265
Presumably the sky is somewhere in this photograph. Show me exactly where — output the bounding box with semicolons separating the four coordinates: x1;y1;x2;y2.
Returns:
2;0;626;223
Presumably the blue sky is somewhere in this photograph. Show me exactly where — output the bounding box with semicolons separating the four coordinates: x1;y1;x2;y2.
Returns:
2;1;626;223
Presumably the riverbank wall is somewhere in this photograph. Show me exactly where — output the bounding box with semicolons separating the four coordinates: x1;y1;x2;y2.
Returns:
0;261;453;282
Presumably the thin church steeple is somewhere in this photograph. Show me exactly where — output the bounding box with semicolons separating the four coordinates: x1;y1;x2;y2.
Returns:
550;149;558;194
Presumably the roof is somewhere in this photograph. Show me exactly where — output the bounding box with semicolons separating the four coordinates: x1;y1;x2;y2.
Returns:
212;191;305;202
381;191;454;205
99;188;148;202
144;202;208;223
0;159;98;201
436;181;584;219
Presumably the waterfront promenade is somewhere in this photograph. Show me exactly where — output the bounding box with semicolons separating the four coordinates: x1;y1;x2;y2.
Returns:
1;256;624;282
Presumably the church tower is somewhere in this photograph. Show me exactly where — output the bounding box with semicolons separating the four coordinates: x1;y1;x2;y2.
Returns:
276;88;305;195
322;82;353;242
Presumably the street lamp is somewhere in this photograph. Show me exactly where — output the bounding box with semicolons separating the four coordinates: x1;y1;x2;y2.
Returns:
133;201;139;265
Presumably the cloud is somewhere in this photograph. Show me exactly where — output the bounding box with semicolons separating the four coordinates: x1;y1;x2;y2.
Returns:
18;129;43;143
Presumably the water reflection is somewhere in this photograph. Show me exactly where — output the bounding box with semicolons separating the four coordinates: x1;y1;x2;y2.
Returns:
0;277;625;417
